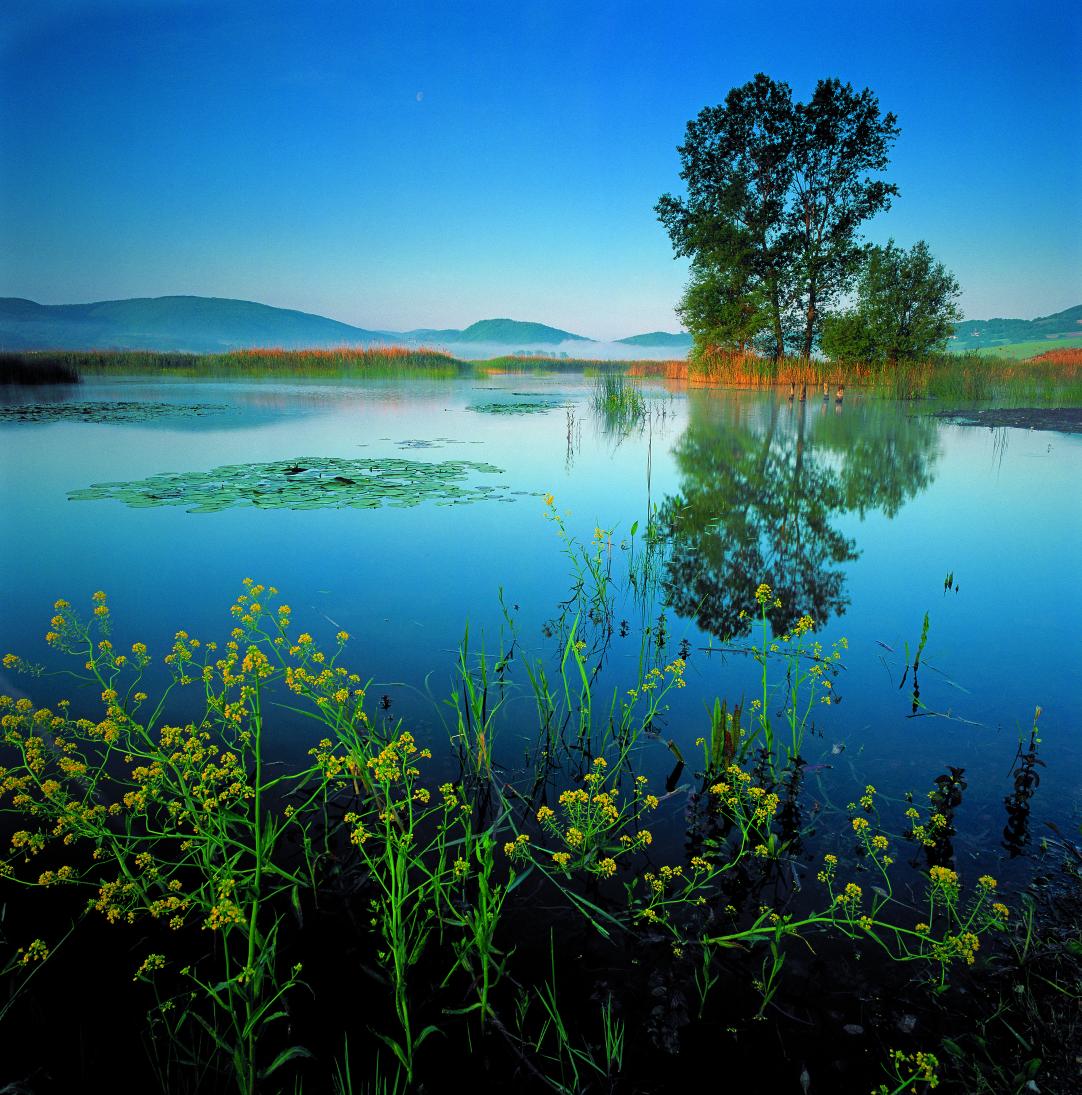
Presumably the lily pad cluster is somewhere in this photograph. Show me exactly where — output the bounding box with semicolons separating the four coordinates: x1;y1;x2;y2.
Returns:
0;400;225;423
395;437;480;449
68;456;513;513
467;399;563;415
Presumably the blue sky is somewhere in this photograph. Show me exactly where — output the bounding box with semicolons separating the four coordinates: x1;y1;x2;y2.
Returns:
1;0;1079;339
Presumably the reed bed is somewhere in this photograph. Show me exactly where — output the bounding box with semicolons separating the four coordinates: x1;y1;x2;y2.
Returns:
657;345;1082;404
479;355;634;375
0;351;81;385
6;344;1081;405
12;346;465;379
591;371;648;433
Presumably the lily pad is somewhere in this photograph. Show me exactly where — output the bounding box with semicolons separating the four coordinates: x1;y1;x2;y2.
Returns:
69;456;511;513
467;400;562;415
0;401;226;423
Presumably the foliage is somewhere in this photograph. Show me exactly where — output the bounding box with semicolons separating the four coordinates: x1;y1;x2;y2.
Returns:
676;262;770;357
0;585;354;1094
657;73;899;359
822;241;962;366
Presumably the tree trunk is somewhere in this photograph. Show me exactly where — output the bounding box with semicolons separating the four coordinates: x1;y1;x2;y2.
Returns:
802;289;817;360
770;280;785;362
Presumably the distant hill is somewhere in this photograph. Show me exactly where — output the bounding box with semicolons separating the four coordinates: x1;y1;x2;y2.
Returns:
949;304;1082;352
0;296;387;353
451;318;591;344
0;297;597;353
402;328;466;343
616;331;692;348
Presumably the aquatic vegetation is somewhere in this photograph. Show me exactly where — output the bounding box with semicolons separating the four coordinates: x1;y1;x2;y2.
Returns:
1;586;354;1094
67;455;512;512
0;400;225;423
1002;707;1044;857
27;346;466;380
0;352;80;385
591;372;647;434
1027;346;1082;366
667;344;1082;404
467;399;564;414
0;518;1061;1092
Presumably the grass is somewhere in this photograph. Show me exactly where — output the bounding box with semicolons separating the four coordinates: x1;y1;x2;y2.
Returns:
13;342;1079;408
6;343;1081;406
959;335;1082;360
669;345;1082;404
9;346;466;379
591;372;647;432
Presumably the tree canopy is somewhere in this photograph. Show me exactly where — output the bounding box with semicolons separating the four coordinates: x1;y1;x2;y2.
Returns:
657;74;900;360
820;240;963;365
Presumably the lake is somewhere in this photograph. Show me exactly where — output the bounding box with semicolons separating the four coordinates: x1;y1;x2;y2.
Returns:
3;374;1078;844
1;371;1080;1089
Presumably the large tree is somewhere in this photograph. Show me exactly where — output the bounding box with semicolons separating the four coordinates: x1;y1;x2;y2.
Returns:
820;240;963;365
656;74;900;360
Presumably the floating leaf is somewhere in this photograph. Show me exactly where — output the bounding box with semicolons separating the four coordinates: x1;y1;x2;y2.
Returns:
467;400;563;415
68;456;511;513
0;400;226;423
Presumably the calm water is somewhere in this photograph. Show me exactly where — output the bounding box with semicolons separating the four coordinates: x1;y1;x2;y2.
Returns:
2;374;1080;877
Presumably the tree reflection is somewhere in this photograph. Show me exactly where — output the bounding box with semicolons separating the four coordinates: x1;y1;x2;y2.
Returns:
661;394;939;638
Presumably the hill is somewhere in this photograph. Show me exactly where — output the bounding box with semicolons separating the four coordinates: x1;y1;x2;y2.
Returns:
452;318;591;344
971;334;1082;359
0;297;597;353
0;296;387;353
949;304;1082;352
616;331;692;348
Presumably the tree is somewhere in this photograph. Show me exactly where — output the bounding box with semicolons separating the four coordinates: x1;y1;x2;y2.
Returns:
820;240;962;365
656;74;899;360
676;261;769;353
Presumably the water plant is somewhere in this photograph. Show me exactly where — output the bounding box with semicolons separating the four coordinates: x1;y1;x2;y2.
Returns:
68;456;512;512
0;400;225;423
591;373;647;434
0;517;1043;1092
0;585;354;1094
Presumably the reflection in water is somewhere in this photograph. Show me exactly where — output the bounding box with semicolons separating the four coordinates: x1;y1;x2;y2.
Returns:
660;394;940;638
1002;715;1044;857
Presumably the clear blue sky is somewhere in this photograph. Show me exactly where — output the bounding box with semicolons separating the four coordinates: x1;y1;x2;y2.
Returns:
1;0;1079;340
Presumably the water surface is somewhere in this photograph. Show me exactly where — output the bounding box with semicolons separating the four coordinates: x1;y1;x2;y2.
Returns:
2;373;1079;876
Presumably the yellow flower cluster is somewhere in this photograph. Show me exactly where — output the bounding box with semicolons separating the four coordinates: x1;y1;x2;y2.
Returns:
928;865;959;892
204;898;246;931
817;853;838;884
17;938;49;964
503;833;530;859
934;931;980;966
133;953;166;980
834;881;862;908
